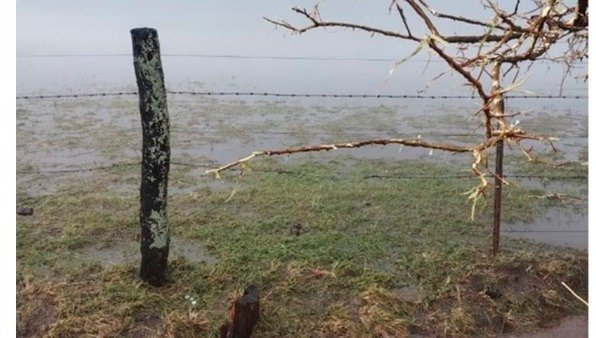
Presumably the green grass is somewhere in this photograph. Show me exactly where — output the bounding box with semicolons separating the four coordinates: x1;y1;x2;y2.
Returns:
16;159;587;337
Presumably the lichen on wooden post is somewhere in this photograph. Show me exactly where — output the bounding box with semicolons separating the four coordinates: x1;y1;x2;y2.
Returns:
131;27;171;286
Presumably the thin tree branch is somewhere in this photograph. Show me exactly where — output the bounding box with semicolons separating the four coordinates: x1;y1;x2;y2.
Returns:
207;128;554;175
405;0;441;36
265;7;523;44
393;2;413;37
206;137;473;175
417;0;507;31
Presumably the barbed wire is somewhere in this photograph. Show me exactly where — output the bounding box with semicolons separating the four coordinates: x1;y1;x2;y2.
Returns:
21;128;588;139
16;52;588;64
502;230;587;233
16;90;589;100
16;161;588;181
17;162;142;174
17;162;588;236
16;92;138;99
6;129;519;138
167;91;588;99
22;129;488;137
361;174;587;180
16;161;215;175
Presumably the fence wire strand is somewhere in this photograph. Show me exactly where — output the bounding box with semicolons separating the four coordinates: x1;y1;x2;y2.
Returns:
16;161;588;181
16;91;588;100
17;128;589;140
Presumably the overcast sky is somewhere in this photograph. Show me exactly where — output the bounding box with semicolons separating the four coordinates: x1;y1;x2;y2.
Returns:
16;0;588;95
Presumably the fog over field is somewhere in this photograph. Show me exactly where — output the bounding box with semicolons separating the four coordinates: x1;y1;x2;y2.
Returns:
17;1;588;96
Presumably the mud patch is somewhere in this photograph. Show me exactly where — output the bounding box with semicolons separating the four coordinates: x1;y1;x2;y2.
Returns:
499;315;588;337
84;237;218;267
84;241;137;267
129;310;163;338
169;237;219;264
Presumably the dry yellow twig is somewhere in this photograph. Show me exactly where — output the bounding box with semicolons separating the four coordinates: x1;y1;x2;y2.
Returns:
561;281;588;307
206;137;472;175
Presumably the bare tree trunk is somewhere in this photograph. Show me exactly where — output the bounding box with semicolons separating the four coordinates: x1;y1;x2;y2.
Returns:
131;27;171;287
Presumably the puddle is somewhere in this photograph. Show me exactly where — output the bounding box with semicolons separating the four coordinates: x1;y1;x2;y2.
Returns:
84;237;218;267
501;174;588;249
18;147;104;169
17;171;96;197
170;237;219;264
503;207;588;249
87;241;137;267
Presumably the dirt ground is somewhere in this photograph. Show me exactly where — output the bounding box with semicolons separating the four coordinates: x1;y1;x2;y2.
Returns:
502;315;588;337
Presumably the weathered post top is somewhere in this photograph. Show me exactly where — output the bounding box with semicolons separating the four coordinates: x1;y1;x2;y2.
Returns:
131;27;167;111
131;27;171;287
131;28;160;61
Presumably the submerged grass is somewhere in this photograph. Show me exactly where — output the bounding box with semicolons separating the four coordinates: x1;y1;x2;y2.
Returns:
16;159;587;337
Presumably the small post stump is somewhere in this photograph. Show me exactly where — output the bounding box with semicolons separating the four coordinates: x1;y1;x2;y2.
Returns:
17;207;34;216
219;285;260;338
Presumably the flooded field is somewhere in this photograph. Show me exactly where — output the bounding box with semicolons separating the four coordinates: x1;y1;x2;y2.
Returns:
16;96;588;248
16;95;588;337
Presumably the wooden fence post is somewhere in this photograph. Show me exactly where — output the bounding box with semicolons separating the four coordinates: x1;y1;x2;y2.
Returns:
493;140;503;256
491;61;504;256
131;28;171;286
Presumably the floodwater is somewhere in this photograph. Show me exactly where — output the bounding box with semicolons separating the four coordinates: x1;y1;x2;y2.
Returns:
16;96;588;248
503;206;588;249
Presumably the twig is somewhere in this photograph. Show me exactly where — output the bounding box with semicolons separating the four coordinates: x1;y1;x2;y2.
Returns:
392;1;413;37
561;282;588;307
417;0;507;30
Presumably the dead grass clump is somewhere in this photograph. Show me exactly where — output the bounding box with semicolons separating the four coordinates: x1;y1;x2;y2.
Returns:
48;315;132;337
128;310;163;338
315;302;360;337
16;277;58;337
357;285;412;337
416;252;588;336
419;292;499;337
162;311;209;337
447;306;475;335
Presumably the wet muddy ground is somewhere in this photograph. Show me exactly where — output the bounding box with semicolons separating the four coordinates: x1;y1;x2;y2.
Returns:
500;315;588;338
16;96;588;249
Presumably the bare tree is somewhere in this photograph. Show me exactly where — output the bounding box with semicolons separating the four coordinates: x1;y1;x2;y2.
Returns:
208;0;588;254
